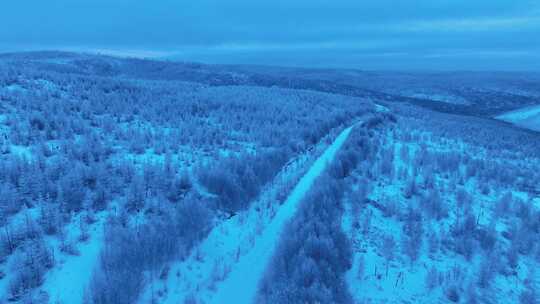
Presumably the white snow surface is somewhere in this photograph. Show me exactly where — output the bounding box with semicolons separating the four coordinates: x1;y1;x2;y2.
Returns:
210;125;353;304
138;124;355;304
496;104;540;131
40;213;106;304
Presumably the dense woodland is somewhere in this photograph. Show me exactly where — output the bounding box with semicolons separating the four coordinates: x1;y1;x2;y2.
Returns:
257;119;386;303
0;53;538;303
0;56;372;302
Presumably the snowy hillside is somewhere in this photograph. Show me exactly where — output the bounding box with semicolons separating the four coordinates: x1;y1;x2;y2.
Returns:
0;52;539;303
341;105;540;303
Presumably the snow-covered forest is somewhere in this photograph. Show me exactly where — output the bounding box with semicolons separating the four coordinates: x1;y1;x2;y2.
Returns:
0;52;539;303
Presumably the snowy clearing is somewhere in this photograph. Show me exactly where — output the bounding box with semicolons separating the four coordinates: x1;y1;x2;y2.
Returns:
405;91;470;105
496;104;540;132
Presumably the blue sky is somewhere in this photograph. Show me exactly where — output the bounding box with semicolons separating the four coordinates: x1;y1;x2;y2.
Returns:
1;0;539;70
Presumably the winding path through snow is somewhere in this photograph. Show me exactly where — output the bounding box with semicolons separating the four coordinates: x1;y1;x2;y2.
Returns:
210;124;354;304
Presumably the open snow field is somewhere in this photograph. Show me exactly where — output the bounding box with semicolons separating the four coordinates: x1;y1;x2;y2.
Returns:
496;105;540;132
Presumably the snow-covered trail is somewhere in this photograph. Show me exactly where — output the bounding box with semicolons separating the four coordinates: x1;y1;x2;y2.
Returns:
41;214;105;304
210;125;354;304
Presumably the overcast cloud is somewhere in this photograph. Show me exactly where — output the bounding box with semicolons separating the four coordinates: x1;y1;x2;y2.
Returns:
1;0;539;70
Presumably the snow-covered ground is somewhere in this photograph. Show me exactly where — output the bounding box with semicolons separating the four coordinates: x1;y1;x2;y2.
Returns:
211;125;353;304
496;104;540;132
3;52;539;303
138;124;355;304
40;213;106;304
343;125;540;303
0;208;106;303
402;90;470;105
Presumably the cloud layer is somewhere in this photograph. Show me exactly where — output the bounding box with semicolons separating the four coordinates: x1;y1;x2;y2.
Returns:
1;0;539;70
